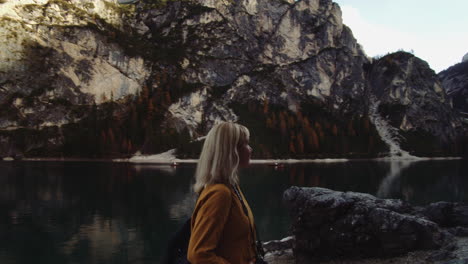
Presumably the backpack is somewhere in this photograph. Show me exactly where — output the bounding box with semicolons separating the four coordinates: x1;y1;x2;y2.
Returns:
161;185;267;264
161;217;192;264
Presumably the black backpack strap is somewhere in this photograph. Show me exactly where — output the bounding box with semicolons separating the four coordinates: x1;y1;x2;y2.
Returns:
161;217;192;264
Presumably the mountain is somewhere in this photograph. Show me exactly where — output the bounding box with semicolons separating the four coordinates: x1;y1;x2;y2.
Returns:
463;53;468;63
438;58;468;154
0;0;465;159
439;60;468;114
369;52;463;155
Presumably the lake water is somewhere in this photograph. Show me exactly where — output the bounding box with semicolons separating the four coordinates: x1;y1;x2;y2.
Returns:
0;159;467;264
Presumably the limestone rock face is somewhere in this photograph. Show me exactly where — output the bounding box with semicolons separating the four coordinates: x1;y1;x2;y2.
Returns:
141;0;368;131
283;186;454;262
0;0;150;129
368;52;462;155
0;0;465;158
439;61;468;114
0;0;152;156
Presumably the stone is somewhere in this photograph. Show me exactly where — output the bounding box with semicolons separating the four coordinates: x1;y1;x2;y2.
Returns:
448;227;468;237
0;0;464;158
440;259;468;264
426;249;456;262
283;186;454;261
438;59;468;114
263;237;295;264
423;202;468;228
263;236;294;254
368;52;462;155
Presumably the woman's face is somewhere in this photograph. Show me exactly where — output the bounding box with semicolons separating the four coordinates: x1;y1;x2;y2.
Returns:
237;139;252;168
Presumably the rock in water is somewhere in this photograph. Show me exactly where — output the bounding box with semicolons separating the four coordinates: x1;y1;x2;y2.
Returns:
283;186;453;262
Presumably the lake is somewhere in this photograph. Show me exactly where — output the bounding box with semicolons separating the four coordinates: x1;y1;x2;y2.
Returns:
0;159;467;264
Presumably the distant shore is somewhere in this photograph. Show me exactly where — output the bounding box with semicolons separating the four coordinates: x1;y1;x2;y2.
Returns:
2;155;463;165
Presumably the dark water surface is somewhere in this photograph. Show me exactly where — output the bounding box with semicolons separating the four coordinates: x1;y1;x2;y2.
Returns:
0;159;467;264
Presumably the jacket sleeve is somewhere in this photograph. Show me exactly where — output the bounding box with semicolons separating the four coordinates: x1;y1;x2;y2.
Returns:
187;185;232;264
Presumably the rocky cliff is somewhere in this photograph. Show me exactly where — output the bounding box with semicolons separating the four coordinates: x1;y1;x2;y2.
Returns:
438;58;468;156
439;60;468;114
368;52;463;156
283;187;468;263
463;53;468;63
0;0;464;158
0;0;154;157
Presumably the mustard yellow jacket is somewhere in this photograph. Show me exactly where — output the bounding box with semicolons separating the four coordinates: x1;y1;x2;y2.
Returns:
187;184;257;264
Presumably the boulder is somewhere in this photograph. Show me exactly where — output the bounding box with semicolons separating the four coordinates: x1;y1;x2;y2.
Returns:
422;202;468;228
283;186;454;262
263;236;295;264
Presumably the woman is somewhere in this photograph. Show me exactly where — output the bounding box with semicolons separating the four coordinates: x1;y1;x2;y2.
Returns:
187;122;257;264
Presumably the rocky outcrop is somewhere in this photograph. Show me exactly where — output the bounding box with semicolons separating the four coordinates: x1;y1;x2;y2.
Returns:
463;53;468;63
368;52;463;156
0;0;153;157
438;60;468;156
140;0;368;130
0;0;465;158
422;202;468;228
283;186;455;262
140;0;465;157
0;0;150;112
439;60;468;114
263;236;295;264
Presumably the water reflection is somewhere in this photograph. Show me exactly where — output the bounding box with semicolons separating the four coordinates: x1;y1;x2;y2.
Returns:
0;162;195;264
283;159;468;205
0;160;466;264
376;160;413;198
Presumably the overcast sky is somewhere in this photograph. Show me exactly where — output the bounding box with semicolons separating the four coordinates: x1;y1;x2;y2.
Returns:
332;0;468;73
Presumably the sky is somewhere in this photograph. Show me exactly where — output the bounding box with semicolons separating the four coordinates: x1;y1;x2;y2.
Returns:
332;0;468;73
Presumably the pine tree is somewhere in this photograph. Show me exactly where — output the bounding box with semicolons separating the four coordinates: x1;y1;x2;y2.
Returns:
288;114;295;129
348;119;356;136
266;117;273;129
332;124;338;137
307;128;319;152
263;98;269;114
362;116;370;133
315;122;325;142
271;113;277;128
279;112;287;136
289;140;296;155
297;132;305;154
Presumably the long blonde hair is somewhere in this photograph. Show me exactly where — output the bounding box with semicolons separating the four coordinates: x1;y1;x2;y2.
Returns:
193;122;250;194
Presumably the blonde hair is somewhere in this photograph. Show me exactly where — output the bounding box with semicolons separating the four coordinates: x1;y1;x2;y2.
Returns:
193;122;250;194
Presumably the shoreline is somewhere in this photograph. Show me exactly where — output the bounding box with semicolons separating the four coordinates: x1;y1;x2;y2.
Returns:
1;156;463;165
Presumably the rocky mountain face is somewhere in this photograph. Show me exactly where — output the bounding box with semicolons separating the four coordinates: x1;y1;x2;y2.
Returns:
438;57;468;155
463;53;468;63
0;0;154;157
439;60;468;114
0;0;465;159
368;52;463;155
